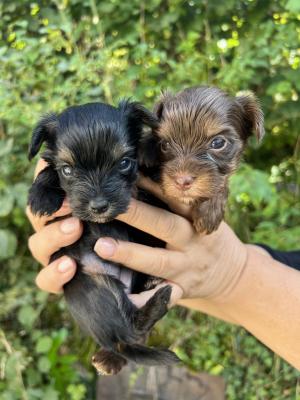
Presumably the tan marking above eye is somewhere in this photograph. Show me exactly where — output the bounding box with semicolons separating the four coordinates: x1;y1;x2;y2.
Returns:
57;148;75;166
112;144;134;161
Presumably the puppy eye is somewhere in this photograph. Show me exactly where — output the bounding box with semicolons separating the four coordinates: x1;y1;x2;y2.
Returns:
61;165;73;177
210;136;226;150
119;157;132;172
160;140;171;153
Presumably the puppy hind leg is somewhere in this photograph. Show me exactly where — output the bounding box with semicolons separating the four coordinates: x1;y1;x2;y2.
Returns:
133;285;172;335
92;348;127;376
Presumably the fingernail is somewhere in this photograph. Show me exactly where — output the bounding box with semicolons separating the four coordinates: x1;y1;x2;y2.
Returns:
58;258;74;273
95;238;116;258
60;217;79;234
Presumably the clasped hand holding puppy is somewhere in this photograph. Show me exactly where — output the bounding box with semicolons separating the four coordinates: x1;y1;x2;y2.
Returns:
27;87;300;371
28;166;300;370
28;165;247;301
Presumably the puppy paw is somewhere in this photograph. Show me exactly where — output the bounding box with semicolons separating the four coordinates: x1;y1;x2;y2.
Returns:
92;349;127;376
192;199;224;234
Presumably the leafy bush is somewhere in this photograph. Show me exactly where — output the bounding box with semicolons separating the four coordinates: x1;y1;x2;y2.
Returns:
0;0;299;399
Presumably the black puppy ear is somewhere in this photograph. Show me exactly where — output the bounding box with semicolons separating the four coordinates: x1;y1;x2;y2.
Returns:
118;100;160;170
119;99;159;131
28;113;58;160
138;131;161;170
28;166;65;216
235;94;265;142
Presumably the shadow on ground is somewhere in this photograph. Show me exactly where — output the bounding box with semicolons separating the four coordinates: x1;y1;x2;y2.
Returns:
97;365;225;400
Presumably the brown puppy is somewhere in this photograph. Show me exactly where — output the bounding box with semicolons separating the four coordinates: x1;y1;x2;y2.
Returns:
142;86;264;233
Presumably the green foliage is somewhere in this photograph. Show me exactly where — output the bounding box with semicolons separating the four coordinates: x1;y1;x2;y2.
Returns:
0;0;299;399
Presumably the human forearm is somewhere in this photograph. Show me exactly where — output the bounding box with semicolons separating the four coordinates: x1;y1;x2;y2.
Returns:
211;246;300;370
178;298;238;324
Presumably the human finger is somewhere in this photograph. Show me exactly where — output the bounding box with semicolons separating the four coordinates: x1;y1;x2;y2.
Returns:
137;175;193;219
116;199;194;248
28;217;82;266
26;199;72;232
34;158;48;178
94;237;183;280
35;256;76;293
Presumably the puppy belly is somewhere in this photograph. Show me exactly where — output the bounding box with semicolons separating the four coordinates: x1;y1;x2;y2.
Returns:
81;252;133;294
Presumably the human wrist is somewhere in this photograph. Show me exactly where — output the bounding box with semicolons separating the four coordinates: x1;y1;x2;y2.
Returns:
197;223;248;300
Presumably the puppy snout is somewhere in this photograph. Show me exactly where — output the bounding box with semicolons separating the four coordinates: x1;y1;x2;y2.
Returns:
174;174;195;190
89;198;109;214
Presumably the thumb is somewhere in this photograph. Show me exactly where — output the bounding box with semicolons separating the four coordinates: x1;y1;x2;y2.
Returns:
94;237;180;280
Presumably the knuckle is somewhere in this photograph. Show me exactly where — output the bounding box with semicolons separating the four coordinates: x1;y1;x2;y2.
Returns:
35;274;42;289
35;269;59;294
26;206;36;226
160;214;178;242
28;234;37;256
128;200;141;224
155;254;169;277
117;244;132;266
25;205;31;220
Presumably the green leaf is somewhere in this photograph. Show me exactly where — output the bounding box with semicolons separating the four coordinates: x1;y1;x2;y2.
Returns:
285;0;300;12
0;138;13;157
38;356;51;373
43;387;59;400
0;189;14;217
17;305;37;328
13;183;29;209
36;336;53;353
0;230;17;260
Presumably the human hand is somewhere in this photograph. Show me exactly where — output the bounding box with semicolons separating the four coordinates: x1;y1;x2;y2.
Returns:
94;177;248;306
27;160;83;293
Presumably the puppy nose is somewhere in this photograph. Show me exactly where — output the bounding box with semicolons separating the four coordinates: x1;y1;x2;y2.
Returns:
89;198;109;214
174;174;195;190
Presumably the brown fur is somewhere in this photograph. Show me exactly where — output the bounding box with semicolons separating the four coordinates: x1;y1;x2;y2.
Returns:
152;86;264;233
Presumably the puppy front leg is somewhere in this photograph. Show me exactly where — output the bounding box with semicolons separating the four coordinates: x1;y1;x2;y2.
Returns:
192;188;228;234
28;166;65;216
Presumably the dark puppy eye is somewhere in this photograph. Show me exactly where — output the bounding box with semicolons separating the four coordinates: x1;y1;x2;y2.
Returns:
61;165;73;177
119;157;132;172
210;136;226;150
160;140;171;152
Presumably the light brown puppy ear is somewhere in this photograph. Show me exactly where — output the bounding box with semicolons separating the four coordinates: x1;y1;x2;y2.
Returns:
236;94;265;142
153;90;173;120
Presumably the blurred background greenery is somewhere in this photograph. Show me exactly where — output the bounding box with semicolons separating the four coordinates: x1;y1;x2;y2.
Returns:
0;0;299;399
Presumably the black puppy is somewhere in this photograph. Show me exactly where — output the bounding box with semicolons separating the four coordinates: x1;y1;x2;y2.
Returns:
28;101;179;375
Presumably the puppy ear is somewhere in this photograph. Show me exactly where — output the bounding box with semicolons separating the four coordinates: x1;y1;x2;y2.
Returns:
235;94;265;142
153;91;173;120
138;131;161;170
28;113;58;160
28;166;65;216
119;99;159;131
